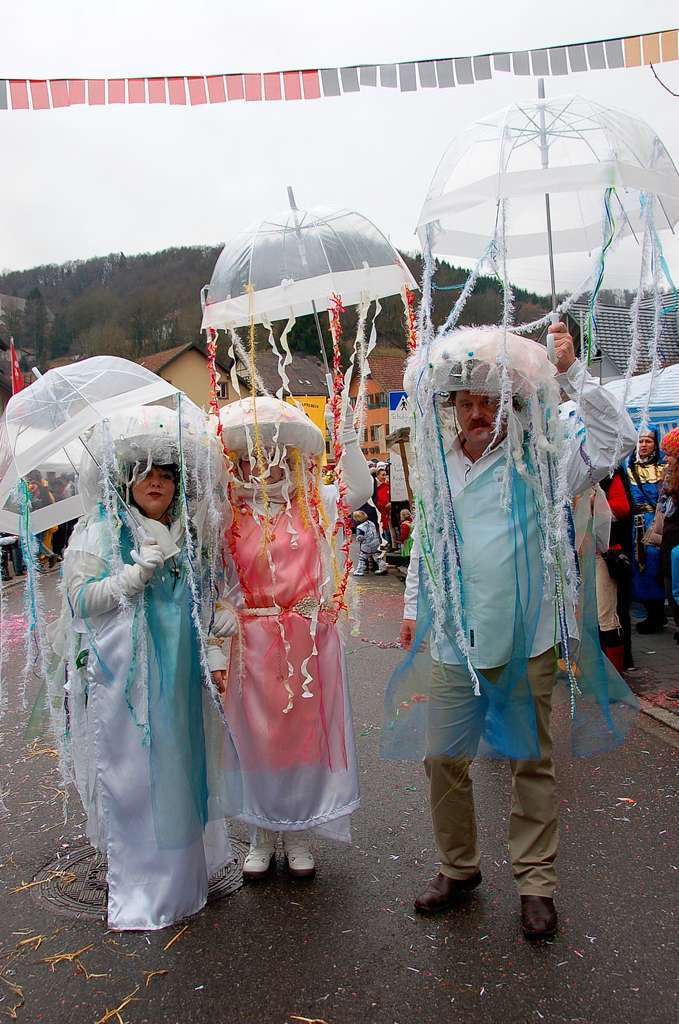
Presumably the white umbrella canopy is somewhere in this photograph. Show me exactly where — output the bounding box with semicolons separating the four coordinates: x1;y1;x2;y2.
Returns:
201;203;417;331
417;94;679;262
0;356;179;534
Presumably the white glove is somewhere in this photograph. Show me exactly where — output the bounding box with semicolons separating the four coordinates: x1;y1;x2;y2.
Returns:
70;541;165;611
129;539;164;583
212;603;238;638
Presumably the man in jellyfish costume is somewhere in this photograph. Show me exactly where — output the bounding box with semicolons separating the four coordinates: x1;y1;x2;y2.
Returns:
383;323;639;939
44;405;241;930
216;396;372;879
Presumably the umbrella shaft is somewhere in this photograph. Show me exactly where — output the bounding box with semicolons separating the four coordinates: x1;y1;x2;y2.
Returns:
544;192;557;311
312;299;334;397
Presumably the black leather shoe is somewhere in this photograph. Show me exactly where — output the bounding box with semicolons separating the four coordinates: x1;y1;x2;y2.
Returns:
521;895;558;939
414;871;482;914
636;619;664;634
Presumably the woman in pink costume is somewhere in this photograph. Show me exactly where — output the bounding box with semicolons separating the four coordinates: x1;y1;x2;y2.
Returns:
215;397;372;879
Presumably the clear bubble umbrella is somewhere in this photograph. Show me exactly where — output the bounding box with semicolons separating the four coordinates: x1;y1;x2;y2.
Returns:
418;91;679;283
202;192;416;330
0;356;179;534
417;89;679;392
201;190;417;397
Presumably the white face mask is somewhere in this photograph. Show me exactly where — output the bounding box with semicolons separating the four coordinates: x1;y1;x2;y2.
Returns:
233;476;287;503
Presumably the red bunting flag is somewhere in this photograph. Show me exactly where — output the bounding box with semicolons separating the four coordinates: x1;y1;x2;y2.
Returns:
0;28;677;111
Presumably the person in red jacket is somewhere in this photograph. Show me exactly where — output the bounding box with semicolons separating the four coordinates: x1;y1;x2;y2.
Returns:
599;468;634;670
373;464;391;546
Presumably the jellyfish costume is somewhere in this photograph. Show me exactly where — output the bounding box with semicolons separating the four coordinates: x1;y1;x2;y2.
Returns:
381;328;640;895
218;396;372;844
46;404;241;930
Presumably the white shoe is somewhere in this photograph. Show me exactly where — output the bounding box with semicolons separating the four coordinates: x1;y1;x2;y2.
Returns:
352;568;366;576
242;829;276;880
283;833;316;878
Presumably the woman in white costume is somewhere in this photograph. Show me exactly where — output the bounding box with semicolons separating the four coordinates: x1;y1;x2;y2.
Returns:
216;396;372;879
48;404;240;930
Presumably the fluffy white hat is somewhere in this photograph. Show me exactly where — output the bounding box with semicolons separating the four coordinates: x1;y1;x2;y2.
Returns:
405;327;557;400
219;396;325;456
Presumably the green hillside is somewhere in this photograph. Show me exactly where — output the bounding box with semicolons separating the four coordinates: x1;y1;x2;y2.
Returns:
0;246;553;370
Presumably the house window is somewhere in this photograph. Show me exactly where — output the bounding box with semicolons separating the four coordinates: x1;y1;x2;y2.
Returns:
369;424;381;443
217;382;229;399
367;391;387;409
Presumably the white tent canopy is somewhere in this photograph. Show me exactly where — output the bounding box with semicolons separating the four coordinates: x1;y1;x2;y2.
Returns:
561;363;679;438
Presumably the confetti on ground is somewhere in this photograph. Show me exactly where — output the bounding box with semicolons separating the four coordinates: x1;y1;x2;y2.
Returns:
15;934;46;952
103;940;140;959
163;925;189;952
39;943;94;971
359;637;401;649
75;959;108;981
94;986;140;1024
9;870;76;894
26;745;59;760
0;974;24;1019
144;970;168;988
1;614;29;649
289;1017;330;1024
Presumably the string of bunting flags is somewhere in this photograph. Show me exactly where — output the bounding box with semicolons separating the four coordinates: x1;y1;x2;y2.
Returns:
2;27;678;111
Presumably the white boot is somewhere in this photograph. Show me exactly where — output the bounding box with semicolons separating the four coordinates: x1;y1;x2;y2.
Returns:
243;829;276;880
283;832;316;878
374;557;388;576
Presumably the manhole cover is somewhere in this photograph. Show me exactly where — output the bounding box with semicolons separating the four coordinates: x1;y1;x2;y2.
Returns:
33;839;248;920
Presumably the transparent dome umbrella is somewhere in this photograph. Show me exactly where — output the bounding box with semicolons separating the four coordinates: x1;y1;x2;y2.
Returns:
0;356;179;534
417;89;679;315
201;189;417;393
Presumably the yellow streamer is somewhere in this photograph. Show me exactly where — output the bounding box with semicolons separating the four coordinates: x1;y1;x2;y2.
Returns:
245;284;271;545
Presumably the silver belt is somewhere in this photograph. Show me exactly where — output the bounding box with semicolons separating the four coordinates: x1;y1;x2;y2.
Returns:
242;597;322;620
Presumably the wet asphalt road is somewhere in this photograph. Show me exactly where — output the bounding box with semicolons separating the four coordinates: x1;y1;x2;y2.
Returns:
0;570;678;1024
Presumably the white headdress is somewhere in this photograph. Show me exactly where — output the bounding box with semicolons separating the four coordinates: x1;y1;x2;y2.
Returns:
219;396;324;457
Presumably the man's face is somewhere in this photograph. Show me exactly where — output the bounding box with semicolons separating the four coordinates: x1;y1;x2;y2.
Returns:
637;434;656;460
453;391;500;451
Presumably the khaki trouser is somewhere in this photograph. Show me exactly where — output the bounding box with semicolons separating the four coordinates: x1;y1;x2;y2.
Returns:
425;648;558;897
595;553;621;632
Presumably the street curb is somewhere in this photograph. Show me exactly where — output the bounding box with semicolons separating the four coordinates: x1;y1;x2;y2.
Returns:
1;566;61;594
639;696;679;733
0;577;25;592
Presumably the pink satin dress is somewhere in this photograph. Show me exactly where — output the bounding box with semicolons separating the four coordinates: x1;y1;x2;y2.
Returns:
224;499;360;837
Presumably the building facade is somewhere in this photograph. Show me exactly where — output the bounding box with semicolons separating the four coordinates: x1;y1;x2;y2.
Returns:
348;350;408;460
139;343;236;408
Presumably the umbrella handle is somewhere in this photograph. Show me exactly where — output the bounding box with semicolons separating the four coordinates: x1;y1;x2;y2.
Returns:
547;311;559;364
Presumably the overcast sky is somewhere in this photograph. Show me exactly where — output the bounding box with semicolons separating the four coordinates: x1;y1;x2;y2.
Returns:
2;1;678;295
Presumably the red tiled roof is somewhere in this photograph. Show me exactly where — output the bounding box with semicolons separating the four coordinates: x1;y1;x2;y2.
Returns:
362;350;408;391
139;343;194;373
139;342;231;375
